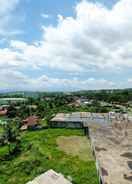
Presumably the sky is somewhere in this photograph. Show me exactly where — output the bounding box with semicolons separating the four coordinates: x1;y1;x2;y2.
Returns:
0;0;132;92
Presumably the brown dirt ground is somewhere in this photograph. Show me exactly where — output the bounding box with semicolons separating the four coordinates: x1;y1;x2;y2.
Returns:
56;136;94;161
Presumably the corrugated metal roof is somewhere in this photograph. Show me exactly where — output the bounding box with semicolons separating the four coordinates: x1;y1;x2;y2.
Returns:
51;112;111;125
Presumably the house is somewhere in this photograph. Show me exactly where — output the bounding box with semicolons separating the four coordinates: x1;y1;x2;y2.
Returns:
21;115;39;130
26;169;72;184
75;97;93;107
0;107;7;116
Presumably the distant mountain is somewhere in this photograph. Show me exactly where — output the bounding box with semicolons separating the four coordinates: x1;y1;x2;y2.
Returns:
0;88;132;97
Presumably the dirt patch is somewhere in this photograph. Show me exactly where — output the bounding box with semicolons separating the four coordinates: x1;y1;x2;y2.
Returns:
124;174;132;181
128;161;132;170
95;147;107;152
101;167;108;176
56;136;94;161
121;152;132;159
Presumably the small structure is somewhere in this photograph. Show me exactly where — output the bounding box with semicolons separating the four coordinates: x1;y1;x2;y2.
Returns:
21;115;39;130
50;112;90;128
26;169;72;184
73;97;93;107
50;112;111;129
0;107;7;116
0;98;27;102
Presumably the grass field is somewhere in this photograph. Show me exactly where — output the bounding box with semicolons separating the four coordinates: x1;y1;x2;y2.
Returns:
0;129;98;184
0;126;3;135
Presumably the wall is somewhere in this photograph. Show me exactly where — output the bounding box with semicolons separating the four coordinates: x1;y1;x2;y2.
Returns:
49;121;83;129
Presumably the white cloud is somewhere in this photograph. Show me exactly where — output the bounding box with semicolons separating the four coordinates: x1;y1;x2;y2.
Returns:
0;0;20;36
57;14;64;22
2;69;132;91
41;13;50;19
0;70;116;91
0;0;19;15
5;0;132;72
1;0;132;90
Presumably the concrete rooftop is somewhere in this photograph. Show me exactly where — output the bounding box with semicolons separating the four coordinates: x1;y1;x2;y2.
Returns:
90;120;132;184
51;112;112;125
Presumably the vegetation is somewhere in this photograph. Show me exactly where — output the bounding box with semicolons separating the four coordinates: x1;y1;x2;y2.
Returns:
71;89;132;104
4;120;21;155
1;88;132;105
0;129;98;184
1;89;132;121
0;119;21;155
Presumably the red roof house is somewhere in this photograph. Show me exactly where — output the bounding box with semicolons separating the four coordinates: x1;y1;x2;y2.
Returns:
0;108;7;116
21;115;40;130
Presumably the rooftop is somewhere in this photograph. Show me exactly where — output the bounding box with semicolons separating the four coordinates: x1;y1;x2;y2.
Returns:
21;115;39;130
90;120;132;184
26;169;72;184
51;112;122;125
0;109;7;116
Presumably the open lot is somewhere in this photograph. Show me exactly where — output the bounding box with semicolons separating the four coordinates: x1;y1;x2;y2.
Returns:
0;129;98;184
57;136;94;161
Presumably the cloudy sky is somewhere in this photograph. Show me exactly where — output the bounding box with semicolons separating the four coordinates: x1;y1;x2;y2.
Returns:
0;0;132;91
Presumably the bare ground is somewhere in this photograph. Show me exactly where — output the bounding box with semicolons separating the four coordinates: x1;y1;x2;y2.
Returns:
56;136;94;161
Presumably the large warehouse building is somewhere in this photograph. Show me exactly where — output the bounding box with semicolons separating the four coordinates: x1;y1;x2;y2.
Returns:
50;112;110;128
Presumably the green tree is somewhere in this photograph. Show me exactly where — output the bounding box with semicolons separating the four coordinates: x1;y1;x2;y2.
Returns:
4;120;21;155
7;105;17;118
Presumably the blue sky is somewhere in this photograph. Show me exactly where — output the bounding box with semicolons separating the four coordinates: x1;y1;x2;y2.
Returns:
3;0;118;43
0;0;132;91
4;0;80;43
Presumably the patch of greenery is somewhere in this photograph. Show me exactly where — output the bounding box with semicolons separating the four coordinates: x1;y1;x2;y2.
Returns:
0;129;98;184
40;119;48;127
0;126;4;135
